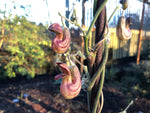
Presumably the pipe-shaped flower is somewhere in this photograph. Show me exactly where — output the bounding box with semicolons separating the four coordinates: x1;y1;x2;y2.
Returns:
116;16;132;40
55;62;81;99
48;23;70;54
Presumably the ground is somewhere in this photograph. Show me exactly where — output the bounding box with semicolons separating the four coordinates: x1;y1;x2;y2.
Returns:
0;63;150;113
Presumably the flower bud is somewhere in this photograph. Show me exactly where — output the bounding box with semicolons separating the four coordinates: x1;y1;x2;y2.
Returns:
120;0;128;10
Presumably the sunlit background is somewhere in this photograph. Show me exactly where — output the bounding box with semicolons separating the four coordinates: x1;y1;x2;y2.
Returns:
0;0;150;27
0;1;150;113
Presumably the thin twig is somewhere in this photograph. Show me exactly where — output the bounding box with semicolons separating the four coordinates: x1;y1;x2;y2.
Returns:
58;12;85;35
69;50;86;60
72;56;85;69
58;12;75;24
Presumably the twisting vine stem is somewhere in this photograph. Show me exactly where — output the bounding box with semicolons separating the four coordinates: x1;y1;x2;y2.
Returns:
84;0;108;57
86;0;108;38
88;40;108;91
92;67;105;113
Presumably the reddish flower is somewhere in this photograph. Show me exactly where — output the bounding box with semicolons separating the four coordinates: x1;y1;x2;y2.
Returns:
48;23;70;54
55;62;81;99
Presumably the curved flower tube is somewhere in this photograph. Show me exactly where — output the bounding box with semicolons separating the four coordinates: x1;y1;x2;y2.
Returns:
55;62;81;99
48;23;70;54
116;16;132;40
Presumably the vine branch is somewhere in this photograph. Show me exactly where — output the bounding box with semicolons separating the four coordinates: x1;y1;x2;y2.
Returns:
88;40;108;91
92;68;105;113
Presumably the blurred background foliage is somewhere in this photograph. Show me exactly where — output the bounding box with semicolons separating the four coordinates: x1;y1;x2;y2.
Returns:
106;61;150;99
0;12;55;79
0;0;149;100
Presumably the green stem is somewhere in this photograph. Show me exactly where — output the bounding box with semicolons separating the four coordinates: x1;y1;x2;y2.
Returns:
61;17;65;28
76;22;86;35
84;0;108;57
78;51;86;60
88;40;108;91
108;6;120;23
74;9;86;35
93;0;97;16
92;67;105;113
83;65;90;80
74;8;78;23
86;0;108;38
70;50;86;60
84;35;90;56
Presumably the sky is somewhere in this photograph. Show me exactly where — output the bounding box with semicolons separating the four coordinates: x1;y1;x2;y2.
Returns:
0;0;66;25
0;0;149;26
107;0;145;20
